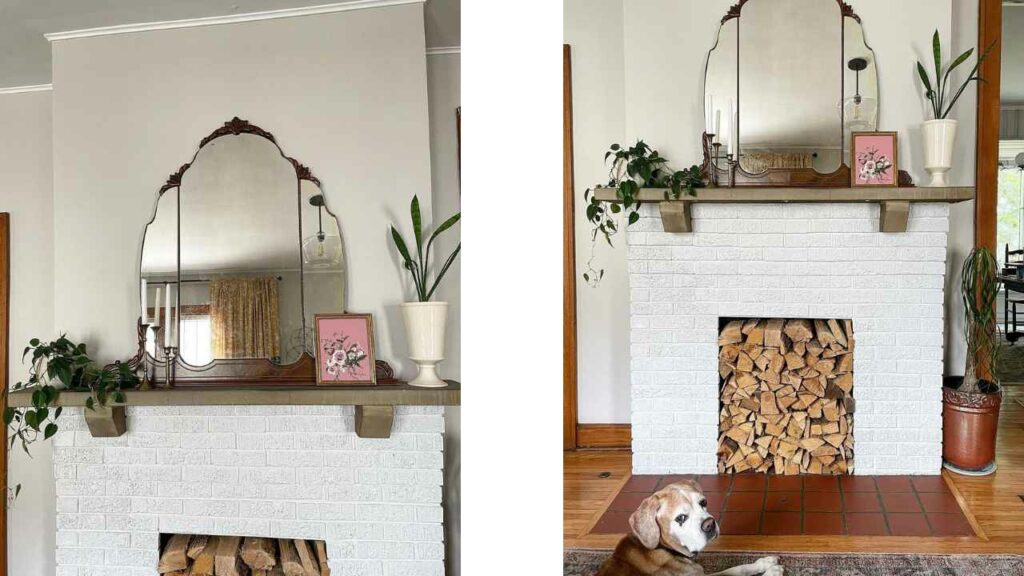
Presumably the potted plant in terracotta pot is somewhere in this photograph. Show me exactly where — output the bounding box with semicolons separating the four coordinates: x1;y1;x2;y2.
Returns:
390;195;460;388
943;248;1002;475
915;31;992;187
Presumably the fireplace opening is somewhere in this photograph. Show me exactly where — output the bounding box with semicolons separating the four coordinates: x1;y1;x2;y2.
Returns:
718;318;854;475
158;534;330;575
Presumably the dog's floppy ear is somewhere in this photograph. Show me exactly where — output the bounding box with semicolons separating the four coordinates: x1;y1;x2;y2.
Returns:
629;493;662;549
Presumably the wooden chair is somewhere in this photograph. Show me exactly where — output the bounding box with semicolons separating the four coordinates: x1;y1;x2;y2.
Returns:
1004;244;1024;342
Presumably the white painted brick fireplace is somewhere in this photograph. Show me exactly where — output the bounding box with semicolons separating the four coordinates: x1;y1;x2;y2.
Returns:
627;202;948;476
51;405;444;576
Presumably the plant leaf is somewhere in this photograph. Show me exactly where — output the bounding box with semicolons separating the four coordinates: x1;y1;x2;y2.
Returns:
410;195;423;260
425;243;461;301
933;30;943;109
43;423;58;440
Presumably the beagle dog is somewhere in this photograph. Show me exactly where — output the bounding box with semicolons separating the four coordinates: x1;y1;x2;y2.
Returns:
596;480;783;576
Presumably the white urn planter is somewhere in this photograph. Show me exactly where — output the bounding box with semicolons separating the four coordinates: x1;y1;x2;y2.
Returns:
401;301;449;388
922;119;958;187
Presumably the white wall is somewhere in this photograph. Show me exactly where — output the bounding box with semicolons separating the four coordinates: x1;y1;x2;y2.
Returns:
564;0;630;423
0;89;57;576
426;52;461;576
568;0;978;422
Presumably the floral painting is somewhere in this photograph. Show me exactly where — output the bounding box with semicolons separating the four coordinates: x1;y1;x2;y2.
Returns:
852;132;898;187
314;314;376;385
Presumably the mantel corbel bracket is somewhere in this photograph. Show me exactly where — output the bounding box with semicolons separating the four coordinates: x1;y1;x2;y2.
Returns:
355;405;395;438
84;405;128;438
658;201;693;233
879;200;911;233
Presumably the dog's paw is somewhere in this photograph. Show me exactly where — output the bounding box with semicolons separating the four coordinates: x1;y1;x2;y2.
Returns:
762;566;783;576
754;556;779;570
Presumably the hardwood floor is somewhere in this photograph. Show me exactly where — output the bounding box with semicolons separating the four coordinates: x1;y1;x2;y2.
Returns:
564;387;1024;553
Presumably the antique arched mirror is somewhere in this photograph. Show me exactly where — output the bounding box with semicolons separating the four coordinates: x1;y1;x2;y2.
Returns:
138;118;348;385
702;0;885;187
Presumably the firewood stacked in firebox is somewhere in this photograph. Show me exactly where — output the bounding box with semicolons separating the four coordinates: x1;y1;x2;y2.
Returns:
718;318;855;475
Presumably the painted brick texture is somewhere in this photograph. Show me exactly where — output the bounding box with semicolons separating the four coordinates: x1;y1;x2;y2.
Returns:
627;203;948;476
51;405;444;576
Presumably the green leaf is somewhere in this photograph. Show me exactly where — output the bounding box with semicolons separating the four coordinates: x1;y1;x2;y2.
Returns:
29;338;39;347
85;397;95;411
610;203;621;214
15;484;21;498
44;423;58;440
916;61;933;93
628;212;640;225
610;143;620;151
390;226;413;264
932;30;943;108
426;213;461;248
410;195;423;258
425;243;461;301
3;407;15;426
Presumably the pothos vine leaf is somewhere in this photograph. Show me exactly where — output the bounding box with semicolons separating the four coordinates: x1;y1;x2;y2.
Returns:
583;140;705;286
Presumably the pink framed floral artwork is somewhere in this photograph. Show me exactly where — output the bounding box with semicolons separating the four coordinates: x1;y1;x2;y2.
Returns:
851;131;898;187
314;313;376;385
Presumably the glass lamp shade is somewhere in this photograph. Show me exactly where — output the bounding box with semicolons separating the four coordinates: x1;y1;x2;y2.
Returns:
302;232;342;268
840;95;877;131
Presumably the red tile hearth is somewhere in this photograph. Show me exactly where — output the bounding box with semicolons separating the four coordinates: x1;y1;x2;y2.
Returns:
589;474;975;537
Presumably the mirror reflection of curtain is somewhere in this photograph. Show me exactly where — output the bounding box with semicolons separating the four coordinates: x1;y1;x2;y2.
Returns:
210;277;281;361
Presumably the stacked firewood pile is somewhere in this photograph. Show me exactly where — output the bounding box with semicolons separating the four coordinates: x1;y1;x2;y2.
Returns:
718;318;855;475
158;535;330;576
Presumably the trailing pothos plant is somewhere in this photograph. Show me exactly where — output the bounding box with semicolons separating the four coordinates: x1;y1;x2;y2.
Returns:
582;140;705;285
2;335;139;499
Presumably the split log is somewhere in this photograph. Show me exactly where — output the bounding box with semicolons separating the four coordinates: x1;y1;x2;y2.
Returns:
241;538;277;570
159;534;191;573
278;539;305;576
293;540;319;576
189;536;219;576
314;541;330;576
215;537;246;576
187;535;209;560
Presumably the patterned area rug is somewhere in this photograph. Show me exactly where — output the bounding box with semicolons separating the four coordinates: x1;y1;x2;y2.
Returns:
564;550;1024;576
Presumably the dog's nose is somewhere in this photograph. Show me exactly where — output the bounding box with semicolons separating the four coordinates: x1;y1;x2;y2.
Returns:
701;517;717;535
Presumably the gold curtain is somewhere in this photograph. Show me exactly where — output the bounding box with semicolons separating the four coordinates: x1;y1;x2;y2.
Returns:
210;277;281;360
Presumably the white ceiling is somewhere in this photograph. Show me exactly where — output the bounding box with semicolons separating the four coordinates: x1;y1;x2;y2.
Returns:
0;0;459;88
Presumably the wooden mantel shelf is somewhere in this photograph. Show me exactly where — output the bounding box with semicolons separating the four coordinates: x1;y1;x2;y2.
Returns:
7;382;460;439
592;186;974;233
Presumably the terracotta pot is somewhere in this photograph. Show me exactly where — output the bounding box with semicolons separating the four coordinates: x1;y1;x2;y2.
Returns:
942;377;1001;473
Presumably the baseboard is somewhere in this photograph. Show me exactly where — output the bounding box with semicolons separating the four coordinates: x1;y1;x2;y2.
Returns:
576;424;630;449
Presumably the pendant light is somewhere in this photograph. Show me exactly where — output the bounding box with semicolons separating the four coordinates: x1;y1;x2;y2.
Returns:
302;194;342;268
840;57;877;130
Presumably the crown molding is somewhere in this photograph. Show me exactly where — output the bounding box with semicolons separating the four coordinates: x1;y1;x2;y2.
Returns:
0;84;53;95
44;0;426;42
426;46;460;56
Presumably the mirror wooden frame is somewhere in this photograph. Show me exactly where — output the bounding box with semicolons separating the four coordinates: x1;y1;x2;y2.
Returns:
137;117;395;387
701;0;913;188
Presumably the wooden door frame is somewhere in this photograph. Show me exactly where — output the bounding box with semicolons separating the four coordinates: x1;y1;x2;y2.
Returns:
1;213;9;576
976;0;1001;252
564;45;579;450
563;46;632;451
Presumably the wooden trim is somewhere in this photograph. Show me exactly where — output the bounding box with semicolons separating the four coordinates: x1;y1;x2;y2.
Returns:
976;0;1001;253
577;424;631;449
564;44;579;450
1;212;9;576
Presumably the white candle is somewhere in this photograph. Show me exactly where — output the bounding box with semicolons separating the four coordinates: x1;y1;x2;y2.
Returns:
154;287;161;327
140;279;147;324
164;285;171;348
705;95;714;134
727;100;735;155
714;110;721;143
